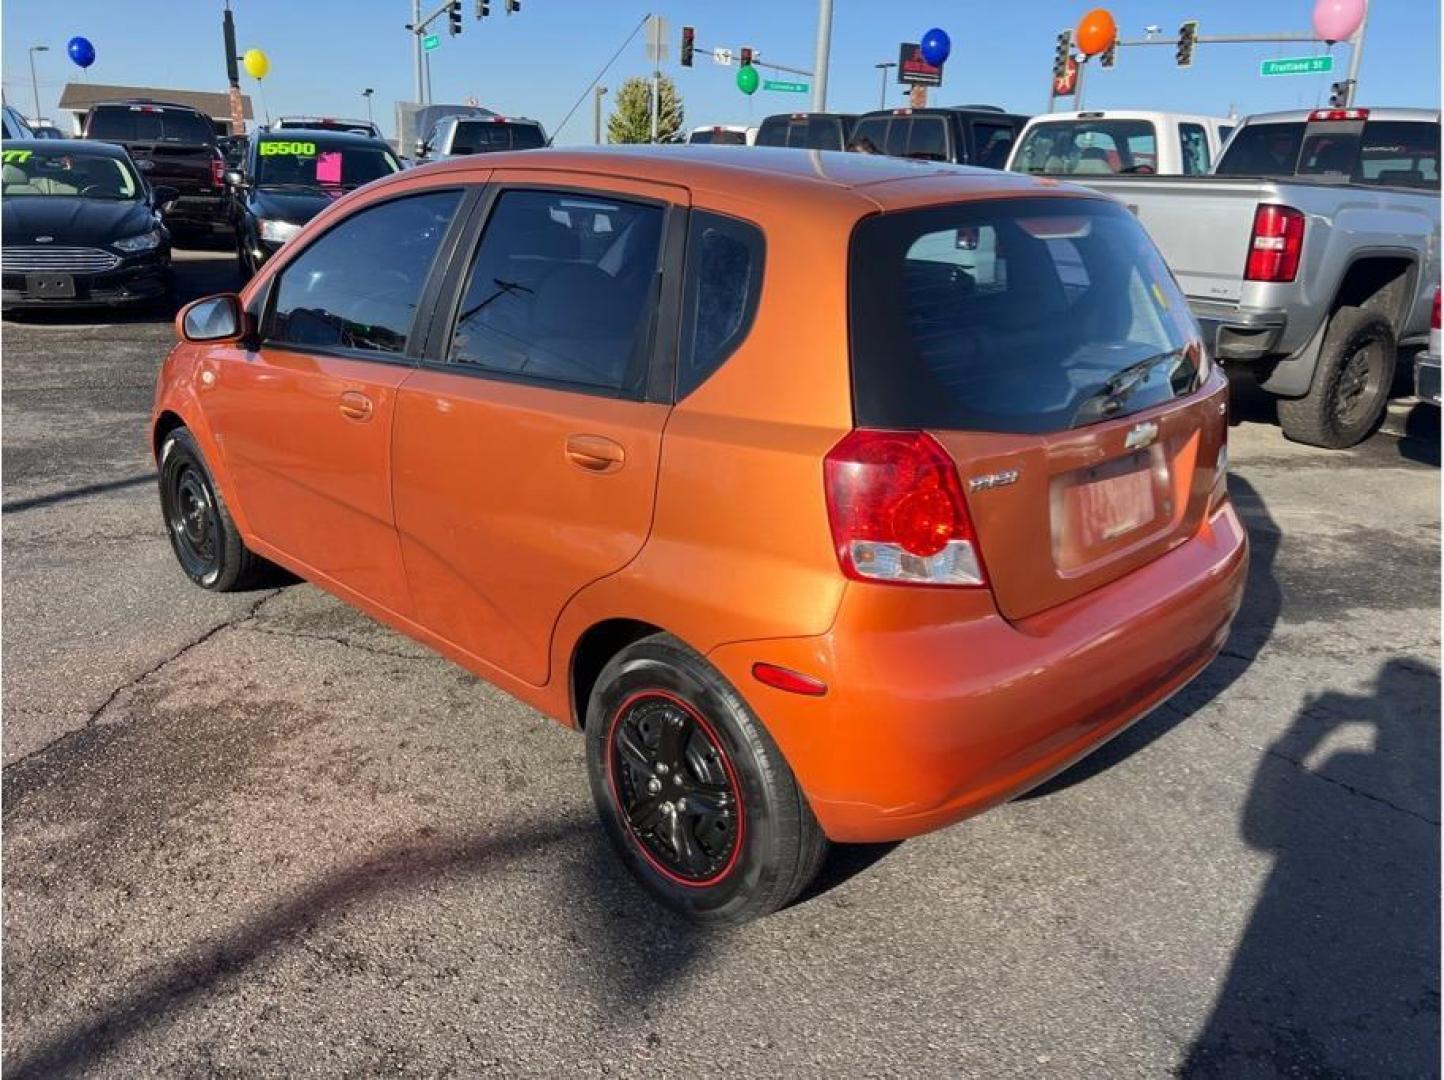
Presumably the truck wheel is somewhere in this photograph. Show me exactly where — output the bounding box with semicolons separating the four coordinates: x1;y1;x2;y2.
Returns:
1278;306;1397;449
585;633;828;926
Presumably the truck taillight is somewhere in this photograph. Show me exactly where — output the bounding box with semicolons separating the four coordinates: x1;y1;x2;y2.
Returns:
210;157;225;188
823;429;987;588
1244;204;1305;283
1433;288;1440;331
1308;108;1369;122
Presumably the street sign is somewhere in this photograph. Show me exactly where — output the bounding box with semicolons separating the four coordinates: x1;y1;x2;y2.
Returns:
764;79;809;93
645;14;670;63
1260;55;1334;76
898;42;943;87
1053;55;1079;97
713;47;733;66
423;34;440;51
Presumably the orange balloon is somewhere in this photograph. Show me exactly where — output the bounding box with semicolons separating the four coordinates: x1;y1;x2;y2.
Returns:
1076;7;1117;57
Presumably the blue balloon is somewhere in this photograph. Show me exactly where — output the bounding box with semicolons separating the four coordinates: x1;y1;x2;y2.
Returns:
920;28;950;67
67;36;96;69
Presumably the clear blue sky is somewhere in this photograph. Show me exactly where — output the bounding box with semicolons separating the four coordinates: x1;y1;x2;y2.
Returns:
2;0;1438;142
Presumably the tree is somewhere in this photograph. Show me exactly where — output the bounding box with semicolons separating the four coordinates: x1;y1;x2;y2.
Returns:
607;75;684;144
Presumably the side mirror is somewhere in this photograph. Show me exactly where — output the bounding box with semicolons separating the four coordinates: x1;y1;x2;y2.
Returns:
136;158;156;173
177;293;254;344
150;184;179;207
414;139;429;158
223;169;245;188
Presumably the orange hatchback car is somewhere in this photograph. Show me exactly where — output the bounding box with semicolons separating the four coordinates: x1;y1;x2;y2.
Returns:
153;147;1246;923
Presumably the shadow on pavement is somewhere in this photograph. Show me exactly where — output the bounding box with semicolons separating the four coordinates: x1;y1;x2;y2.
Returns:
1395;401;1441;467
3;817;590;1079
1021;472;1281;799
1180;659;1441;1075
2;472;156;514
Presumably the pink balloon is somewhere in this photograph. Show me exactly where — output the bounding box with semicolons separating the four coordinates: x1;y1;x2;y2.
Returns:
1313;0;1366;43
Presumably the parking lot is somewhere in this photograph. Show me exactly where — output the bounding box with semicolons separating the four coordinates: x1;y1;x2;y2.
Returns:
1;250;1438;1076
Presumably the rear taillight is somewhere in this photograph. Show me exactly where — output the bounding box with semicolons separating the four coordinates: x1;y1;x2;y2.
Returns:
1432;288;1440;331
823;429;987;588
1244;204;1305;283
210;157;225;188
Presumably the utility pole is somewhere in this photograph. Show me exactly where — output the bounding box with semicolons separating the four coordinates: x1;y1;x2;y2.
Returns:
810;0;834;112
593;85;607;145
1343;0;1369;106
27;45;48;125
412;0;425;103
222;2;246;135
874;61;896;109
363;88;375;125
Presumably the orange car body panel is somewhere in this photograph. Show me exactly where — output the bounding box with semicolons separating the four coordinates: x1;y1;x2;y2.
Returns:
152;148;1248;844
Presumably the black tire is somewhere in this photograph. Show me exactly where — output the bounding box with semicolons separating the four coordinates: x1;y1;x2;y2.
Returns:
158;426;265;591
1278;306;1397;449
585;634;827;926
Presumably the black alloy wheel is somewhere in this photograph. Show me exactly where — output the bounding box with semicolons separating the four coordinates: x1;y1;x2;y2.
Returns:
1332;339;1387;431
607;691;743;885
163;457;222;585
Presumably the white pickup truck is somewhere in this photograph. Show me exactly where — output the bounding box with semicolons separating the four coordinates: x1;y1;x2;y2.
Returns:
1006;110;1235;177
1036;107;1441;447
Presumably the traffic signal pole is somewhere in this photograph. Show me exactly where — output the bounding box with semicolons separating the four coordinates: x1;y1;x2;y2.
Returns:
810;0;833;111
1343;1;1369;106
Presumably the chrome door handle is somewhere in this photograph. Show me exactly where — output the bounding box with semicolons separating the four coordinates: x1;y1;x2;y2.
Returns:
339;390;374;421
564;434;625;473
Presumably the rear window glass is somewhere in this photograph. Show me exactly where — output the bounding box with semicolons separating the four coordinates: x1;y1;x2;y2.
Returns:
1354;120;1439;188
849;197;1202;435
451;121;545;153
689;128;747;145
756;116;848;149
849;116;889;154
677;211;765;398
972;122;1016;168
1215;122;1304;176
1009;120;1158;175
1219;119;1438;188
87;106;214;145
906;117;948;160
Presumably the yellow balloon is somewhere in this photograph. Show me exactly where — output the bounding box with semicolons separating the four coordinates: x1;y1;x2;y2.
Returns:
242;48;270;80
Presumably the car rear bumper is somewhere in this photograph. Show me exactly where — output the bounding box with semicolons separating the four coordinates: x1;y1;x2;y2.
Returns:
1190;300;1289;362
161;194;228;231
1416;350;1441;406
708;500;1248;842
1;258;169;309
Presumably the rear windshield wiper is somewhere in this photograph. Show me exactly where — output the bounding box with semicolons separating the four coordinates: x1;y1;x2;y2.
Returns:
1073;347;1192;425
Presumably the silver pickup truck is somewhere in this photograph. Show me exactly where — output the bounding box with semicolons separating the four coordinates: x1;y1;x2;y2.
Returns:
1051;107;1440;448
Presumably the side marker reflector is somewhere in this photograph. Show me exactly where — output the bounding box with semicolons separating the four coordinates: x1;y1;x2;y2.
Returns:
752;662;828;697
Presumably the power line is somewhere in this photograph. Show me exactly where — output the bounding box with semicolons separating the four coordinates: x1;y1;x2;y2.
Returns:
549;12;649;144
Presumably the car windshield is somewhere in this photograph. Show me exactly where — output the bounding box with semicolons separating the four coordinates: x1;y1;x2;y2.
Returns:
450;121;546;153
253;139;401;191
0;147;140;199
87;106;214;145
849;197;1201;435
1009;119;1159;175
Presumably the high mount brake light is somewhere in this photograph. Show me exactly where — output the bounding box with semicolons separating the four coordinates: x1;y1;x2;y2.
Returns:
823;429;988;588
1308;108;1369;122
1245;204;1305;283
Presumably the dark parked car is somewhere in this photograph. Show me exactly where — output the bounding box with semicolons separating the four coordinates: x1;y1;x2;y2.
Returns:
848;106;1028;167
1;139;173;309
754;112;857;150
227;128;402;278
82;99;228;241
218;134;250;169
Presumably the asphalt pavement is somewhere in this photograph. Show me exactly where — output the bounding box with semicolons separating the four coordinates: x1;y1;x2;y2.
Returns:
3;250;1439;1077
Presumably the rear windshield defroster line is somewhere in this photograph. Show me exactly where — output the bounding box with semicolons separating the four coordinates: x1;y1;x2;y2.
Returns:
848;196;1203;436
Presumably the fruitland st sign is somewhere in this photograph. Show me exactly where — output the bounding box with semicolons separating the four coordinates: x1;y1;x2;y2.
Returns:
1260;55;1334;76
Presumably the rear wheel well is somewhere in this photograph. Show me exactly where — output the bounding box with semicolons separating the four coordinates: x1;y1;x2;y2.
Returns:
153;410;186;462
570;619;664;729
1331;256;1416;333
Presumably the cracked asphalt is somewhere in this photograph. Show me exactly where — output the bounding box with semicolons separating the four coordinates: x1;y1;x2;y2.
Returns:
3;250;1439;1077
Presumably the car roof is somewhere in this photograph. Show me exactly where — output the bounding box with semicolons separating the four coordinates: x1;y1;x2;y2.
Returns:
4;137;129;158
1240;106;1441;124
404;144;1092;214
87;99;206;114
257;128;388;146
1027;110;1230;125
857;106;1030;123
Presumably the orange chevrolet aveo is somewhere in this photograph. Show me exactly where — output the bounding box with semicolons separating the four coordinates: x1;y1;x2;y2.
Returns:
153;148;1246;923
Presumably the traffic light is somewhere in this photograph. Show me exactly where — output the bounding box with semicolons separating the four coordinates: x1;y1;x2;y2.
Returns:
1329;79;1352;107
474;0;489;17
1176;20;1198;68
448;0;462;35
505;0;519;12
1099;40;1117;69
681;25;694;67
1052;29;1073;81
740;46;753;67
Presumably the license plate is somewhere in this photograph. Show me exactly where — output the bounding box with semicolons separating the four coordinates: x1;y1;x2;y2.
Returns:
26;273;75;299
1073;452;1158;547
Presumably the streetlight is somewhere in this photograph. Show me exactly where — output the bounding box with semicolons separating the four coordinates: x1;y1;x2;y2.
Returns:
27;45;49;126
362;88;374;126
874;61;897;109
593;85;608;145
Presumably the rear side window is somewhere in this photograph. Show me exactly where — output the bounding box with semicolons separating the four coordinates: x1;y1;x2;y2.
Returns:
1179;123;1211;174
906;117;948;161
87;106;214;145
1354;121;1439;188
1214;122;1305;176
268;190;461;355
850;116;889;154
972;122;1016;168
849;197;1201;435
447;190;665;395
677;211;765;399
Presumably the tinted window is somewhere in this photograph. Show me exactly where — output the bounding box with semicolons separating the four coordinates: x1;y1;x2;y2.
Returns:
1354;120;1439;188
1009;120;1158;174
972;122;1015;169
803;117;846;149
885;119;910;157
87;106;214;145
678;211;765;399
689;128;747;145
907;117;948;160
1;147;140;199
451;121;545;153
269;191;461;355
850;197;1201;435
254;139;400;189
1179;123;1211;175
448;190;664;394
1214;122;1304;177
754;117;790;147
850;116;889;155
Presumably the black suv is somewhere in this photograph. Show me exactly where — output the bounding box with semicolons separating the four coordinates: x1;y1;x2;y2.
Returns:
754;112;857;151
82;100;228;240
848;106;1029;167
